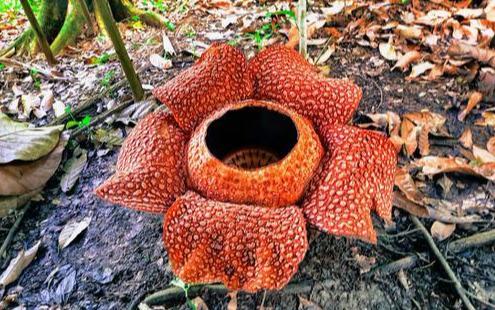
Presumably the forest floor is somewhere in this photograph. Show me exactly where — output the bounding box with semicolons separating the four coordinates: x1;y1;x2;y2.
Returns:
0;1;494;309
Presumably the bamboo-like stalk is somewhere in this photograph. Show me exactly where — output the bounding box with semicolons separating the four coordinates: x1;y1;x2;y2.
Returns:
19;0;56;65
94;0;144;101
297;0;307;59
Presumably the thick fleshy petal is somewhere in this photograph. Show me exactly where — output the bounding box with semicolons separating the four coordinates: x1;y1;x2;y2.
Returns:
249;45;361;129
187;100;323;207
163;191;308;292
95;111;187;213
153;43;253;132
302;125;397;243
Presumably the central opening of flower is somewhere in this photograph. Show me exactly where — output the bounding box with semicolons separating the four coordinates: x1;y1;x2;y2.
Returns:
206;106;298;170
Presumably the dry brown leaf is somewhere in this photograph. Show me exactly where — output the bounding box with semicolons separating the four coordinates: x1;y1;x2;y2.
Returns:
408;62;435;79
473;145;495;163
58;217;91;249
415;10;451;26
458;91;483;122
475;112;495;126
478;67;495;97
487;0;495;22
427;65;444;80
192;297;209;310
455;8;484;19
391;51;421;72
298;296;323;310
487;137;495;155
285;24;299;49
400;118;419;156
413;156;495;181
227;291;237;310
396;25;423;40
459;128;473;149
149;54;172;70
395;167;424;204
393;191;429;218
448;42;495;69
431;221;456;241
0;241;41;286
379;37;399;61
0;132;68;196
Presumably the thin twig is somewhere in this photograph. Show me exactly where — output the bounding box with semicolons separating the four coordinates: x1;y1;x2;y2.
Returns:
0;203;31;262
410;216;475;310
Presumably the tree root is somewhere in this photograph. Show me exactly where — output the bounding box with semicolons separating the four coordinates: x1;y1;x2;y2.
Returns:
0;30;35;57
50;0;86;56
121;0;171;28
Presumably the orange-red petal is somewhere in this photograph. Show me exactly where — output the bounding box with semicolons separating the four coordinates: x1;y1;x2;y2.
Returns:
302;125;397;243
163;191;308;292
187;100;323;207
153;43;253;132
249;45;361;129
95;111;187;213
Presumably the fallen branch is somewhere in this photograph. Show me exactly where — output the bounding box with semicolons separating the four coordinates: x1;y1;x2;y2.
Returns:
373;228;495;275
0;57;67;81
139;279;330;308
412;216;474;309
0;203;31;262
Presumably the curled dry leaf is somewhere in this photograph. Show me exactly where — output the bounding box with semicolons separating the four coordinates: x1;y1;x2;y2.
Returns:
458;91;483;122
400;118;419;156
413;156;495;181
393;191;429;218
400;111;447;156
430;221;456;241
285;24;299;49
360;112;401;135
459;128;473;149
0;132;68;196
41;90;54;111
392;50;421;72
322;1;347;16
478;67;495;97
60;149;88;193
162;33;176;56
487;137;495;155
415;10;451;26
58;217;91;249
379;39;400;61
395;167;424;204
0;112;64;164
0;241;41;286
408;62;435;79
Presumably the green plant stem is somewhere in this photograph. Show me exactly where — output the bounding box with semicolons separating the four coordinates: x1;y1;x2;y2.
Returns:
94;0;144;101
19;0;56;65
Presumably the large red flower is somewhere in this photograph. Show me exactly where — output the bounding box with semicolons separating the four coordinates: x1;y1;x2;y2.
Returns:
96;44;397;292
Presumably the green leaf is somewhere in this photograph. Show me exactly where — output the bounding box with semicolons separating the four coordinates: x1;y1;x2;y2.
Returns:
164;20;175;31
60;149;87;193
79;115;92;127
65;105;72;114
0;112;64;164
65;120;79;129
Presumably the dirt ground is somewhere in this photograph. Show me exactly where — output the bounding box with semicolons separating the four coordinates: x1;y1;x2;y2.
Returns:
0;2;494;309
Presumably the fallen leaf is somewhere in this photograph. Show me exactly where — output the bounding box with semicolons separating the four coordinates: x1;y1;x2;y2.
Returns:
316;43;336;65
393;191;429;218
415;10;451;26
227;291;237;310
53;100;66;118
397;269;410;292
0;132;68;196
487;0;495;22
475;112;495;127
448;42;495;69
458;91;483;122
431;221;456;241
478;67;495;97
396;25;423;40
395;167;424;204
459;128;473;149
60;149;88;193
322;1;347;16
41;90;54;111
0;241;41;286
379;39;399;61
0;112;63;164
400;118;419;156
392;51;421;72
408;62;435;79
298;295;323;309
455;8;484;19
413;156;495;181
162;33;176;56
149;54;172;70
285;24;299;49
487;137;495;155
473;145;495;163
58;217;91;249
438;175;453;196
0;188;41;218
192;297;209;310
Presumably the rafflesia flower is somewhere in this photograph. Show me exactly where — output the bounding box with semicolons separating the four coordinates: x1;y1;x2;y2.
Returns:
95;44;398;292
